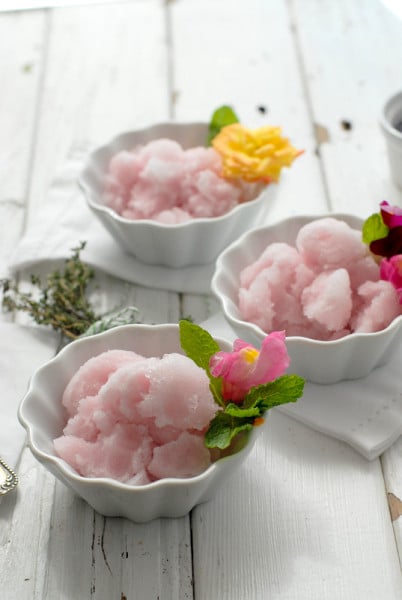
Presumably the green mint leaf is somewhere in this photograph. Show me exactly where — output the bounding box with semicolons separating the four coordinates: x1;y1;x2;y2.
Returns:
179;320;220;370
243;375;305;411
179;320;223;406
204;411;254;449
362;213;389;245
207;105;239;145
224;402;261;419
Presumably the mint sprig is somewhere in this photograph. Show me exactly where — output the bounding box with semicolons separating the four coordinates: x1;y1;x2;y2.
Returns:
207;105;239;145
204;412;255;450
179;320;305;450
204;375;304;449
179;320;223;406
243;375;305;411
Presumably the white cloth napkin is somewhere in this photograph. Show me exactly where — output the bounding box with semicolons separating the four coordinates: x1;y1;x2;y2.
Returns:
8;152;215;294
201;313;402;460
0;323;59;469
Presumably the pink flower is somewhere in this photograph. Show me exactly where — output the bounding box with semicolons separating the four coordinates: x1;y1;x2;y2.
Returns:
380;254;402;303
209;331;290;403
368;202;402;258
380;201;402;229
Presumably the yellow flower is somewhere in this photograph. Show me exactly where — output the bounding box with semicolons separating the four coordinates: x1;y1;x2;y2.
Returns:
212;123;303;183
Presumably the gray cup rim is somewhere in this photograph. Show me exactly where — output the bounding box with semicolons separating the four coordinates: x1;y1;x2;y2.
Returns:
380;89;402;140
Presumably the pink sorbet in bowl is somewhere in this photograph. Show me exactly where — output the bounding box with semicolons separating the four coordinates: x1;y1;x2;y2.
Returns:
104;139;260;223
79;123;275;267
212;214;402;384
54;349;218;485
18;324;257;522
238;216;401;340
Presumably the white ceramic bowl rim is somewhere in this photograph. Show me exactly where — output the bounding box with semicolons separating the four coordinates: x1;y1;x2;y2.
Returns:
79;122;270;229
18;323;249;494
213;212;402;346
287;313;402;345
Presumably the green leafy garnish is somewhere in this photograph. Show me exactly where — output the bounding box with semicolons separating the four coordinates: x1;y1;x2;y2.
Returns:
1;243;99;339
179;319;305;450
179;320;223;406
362;212;389;245
81;306;139;338
243;375;305;411
1;243;139;340
204;412;254;450
207;105;239;145
204;375;304;449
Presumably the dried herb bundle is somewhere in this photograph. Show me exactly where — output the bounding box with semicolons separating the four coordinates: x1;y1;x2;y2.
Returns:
1;242;100;339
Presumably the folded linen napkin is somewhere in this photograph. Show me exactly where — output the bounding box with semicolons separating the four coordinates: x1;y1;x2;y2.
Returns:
7;152;217;295
201;313;402;460
0;323;59;469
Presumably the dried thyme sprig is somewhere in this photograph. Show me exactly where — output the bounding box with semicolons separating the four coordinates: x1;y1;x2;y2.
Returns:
1;242;100;340
81;306;140;338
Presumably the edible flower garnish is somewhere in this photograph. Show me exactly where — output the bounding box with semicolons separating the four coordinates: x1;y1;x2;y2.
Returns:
380;255;402;303
362;201;402;303
212;123;303;183
209;332;290;403
179;320;305;450
207;105;303;184
362;201;402;257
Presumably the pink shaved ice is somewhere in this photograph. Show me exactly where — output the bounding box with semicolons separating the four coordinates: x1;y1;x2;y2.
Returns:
351;280;401;333
239;243;315;333
238;217;402;340
54;351;218;484
296;217;367;271
148;432;211;480
54;423;153;482
301;269;353;331
62;349;144;416
103;139;259;222
138;353;217;430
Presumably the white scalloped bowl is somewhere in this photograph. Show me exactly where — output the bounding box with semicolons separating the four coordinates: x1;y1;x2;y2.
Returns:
18;324;258;523
212;213;402;385
79;123;275;268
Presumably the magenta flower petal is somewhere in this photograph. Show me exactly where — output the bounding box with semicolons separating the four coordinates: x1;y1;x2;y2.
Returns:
210;342;259;401
380;255;402;303
232;339;252;352
210;331;290;403
380;201;402;229
251;331;290;385
210;339;254;377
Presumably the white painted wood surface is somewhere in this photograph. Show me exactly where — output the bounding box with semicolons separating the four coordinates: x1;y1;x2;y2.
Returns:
0;1;402;598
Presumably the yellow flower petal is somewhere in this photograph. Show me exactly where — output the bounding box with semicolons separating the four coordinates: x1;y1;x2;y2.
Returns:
212;123;303;183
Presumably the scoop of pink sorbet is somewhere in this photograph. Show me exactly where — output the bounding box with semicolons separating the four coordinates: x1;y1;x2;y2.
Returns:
62;349;144;416
239;242;315;333
238;217;402;340
296;217;367;272
301;268;353;332
54;351;218;484
351;280;401;333
103;139;258;222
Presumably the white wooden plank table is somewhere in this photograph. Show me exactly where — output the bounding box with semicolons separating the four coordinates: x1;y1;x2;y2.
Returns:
1;1;402;598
